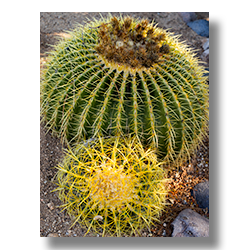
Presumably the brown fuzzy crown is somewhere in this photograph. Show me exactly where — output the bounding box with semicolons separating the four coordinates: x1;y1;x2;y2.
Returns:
95;16;170;70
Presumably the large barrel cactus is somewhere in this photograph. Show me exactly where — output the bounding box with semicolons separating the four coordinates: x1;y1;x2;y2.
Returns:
41;14;209;162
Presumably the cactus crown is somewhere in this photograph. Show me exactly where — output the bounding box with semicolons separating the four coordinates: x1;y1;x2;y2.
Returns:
88;162;138;211
96;16;170;71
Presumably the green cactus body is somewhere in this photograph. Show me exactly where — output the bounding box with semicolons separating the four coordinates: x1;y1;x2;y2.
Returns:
41;14;209;162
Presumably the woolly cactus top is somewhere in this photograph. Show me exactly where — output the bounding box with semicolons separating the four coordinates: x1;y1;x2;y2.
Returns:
96;16;170;72
88;161;139;211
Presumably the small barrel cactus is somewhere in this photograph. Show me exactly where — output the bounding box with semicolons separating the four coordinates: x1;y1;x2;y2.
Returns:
41;14;209;162
54;136;168;237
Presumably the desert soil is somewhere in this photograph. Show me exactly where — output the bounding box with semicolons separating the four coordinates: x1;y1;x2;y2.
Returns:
40;12;209;237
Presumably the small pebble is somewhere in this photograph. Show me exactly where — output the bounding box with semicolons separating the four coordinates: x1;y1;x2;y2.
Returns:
47;203;54;210
66;230;72;236
162;229;167;237
47;233;59;237
163;223;167;227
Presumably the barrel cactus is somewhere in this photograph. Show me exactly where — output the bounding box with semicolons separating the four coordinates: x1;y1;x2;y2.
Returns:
41;14;209;163
54;136;168;237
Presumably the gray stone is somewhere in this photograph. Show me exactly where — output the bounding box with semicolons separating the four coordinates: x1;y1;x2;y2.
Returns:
203;38;209;51
178;12;197;23
187;20;209;37
201;49;209;65
191;181;209;211
171;209;209;237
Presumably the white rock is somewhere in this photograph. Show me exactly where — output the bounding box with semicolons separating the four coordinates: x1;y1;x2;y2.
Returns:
47;202;54;210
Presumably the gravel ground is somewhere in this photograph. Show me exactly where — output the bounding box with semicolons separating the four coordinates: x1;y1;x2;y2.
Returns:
40;12;209;237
